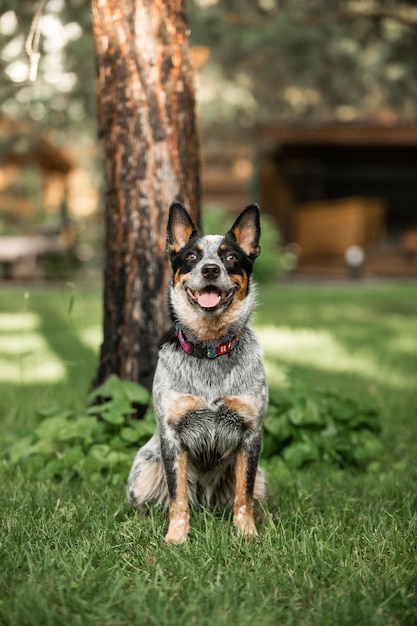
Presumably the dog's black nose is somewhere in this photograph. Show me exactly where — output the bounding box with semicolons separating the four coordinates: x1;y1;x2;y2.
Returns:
201;263;220;280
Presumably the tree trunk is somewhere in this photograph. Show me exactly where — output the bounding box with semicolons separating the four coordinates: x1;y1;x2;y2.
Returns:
90;0;200;396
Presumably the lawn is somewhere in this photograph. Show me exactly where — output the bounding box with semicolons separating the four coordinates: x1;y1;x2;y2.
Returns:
1;280;416;626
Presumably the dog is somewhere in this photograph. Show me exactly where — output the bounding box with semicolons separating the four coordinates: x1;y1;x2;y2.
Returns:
127;202;268;543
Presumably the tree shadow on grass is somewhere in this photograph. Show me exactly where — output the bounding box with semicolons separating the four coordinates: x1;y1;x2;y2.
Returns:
255;282;417;466
0;286;101;439
36;301;99;390
256;281;417;393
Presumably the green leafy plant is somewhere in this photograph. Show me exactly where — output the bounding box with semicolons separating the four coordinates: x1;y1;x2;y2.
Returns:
3;376;383;483
4;375;154;484
263;388;383;471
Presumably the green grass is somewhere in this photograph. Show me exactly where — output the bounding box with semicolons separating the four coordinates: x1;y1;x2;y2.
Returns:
1;280;417;626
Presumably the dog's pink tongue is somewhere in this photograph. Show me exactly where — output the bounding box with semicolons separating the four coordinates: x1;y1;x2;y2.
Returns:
198;289;220;308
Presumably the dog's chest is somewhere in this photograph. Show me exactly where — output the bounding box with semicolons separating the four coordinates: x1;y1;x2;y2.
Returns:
175;405;245;471
164;351;239;402
155;334;265;404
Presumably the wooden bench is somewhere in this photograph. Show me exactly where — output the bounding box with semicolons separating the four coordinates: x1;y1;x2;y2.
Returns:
0;229;74;279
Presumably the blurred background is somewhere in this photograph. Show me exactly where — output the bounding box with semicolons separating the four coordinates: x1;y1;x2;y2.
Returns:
1;0;417;281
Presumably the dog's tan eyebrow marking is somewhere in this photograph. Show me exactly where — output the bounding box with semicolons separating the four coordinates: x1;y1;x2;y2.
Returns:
196;243;204;251
219;243;228;251
165;392;209;425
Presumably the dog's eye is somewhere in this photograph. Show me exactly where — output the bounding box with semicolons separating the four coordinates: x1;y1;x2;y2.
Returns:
187;252;198;262
226;253;237;263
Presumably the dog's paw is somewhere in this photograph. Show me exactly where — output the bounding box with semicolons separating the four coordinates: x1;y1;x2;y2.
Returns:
234;521;258;539
165;519;190;544
233;507;258;539
165;530;189;544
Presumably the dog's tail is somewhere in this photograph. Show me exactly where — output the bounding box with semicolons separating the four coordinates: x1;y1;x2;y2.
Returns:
127;434;169;510
254;466;268;501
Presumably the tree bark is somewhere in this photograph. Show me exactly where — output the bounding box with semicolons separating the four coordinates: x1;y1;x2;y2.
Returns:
90;0;200;395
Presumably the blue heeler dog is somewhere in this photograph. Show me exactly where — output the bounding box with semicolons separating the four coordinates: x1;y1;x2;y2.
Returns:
127;202;268;543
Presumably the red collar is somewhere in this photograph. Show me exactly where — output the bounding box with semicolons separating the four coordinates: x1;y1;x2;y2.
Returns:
176;326;241;359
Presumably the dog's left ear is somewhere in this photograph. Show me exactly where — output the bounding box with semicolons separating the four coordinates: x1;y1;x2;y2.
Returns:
227;204;261;258
167;202;199;254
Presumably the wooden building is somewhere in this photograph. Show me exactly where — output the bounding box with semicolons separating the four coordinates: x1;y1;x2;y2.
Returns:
0;116;74;278
259;125;417;277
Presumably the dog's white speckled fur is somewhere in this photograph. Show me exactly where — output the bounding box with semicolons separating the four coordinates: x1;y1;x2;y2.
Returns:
127;202;268;543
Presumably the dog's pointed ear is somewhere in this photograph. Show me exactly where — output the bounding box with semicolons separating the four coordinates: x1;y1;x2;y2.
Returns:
167;202;199;254
227;204;261;258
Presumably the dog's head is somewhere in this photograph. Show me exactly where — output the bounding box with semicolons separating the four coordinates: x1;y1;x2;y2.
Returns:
166;202;261;340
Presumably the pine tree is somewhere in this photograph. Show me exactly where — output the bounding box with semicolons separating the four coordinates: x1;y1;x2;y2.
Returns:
90;0;200;399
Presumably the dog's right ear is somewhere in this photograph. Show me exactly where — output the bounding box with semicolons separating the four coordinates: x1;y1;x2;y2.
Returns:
167;202;199;254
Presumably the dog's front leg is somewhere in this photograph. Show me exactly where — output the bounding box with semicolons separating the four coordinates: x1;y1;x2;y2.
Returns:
160;438;190;544
233;435;262;538
216;395;264;538
159;391;210;543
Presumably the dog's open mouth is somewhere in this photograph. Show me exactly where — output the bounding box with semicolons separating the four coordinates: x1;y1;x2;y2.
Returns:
186;286;234;310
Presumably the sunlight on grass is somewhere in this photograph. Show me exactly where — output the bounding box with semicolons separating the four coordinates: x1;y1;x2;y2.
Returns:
263;358;289;388
256;325;413;389
0;356;65;383
0;312;100;385
0;312;39;331
0;313;65;383
387;334;417;355
0;333;50;354
78;325;102;351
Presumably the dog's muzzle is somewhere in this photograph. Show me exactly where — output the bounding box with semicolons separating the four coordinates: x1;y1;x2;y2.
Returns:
186;285;235;310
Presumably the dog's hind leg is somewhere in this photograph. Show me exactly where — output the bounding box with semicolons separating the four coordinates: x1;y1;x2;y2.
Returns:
127;434;168;509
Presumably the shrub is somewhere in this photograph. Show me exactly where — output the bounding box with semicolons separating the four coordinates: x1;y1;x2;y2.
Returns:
263;388;383;471
3;375;154;484
3;377;383;483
